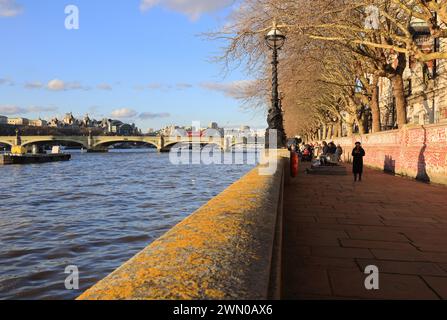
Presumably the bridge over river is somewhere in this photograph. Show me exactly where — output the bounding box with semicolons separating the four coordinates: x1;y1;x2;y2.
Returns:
0;134;258;152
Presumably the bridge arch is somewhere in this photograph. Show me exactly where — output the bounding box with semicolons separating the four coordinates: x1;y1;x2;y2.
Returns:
0;139;13;147
92;137;160;150
21;137;89;149
163;140;224;151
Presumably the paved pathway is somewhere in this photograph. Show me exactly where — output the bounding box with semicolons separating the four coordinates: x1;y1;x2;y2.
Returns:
282;164;447;300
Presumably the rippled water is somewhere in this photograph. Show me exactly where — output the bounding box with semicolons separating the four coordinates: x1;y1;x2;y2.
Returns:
0;149;257;300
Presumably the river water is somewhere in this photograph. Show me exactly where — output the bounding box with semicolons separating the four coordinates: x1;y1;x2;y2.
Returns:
0;149;258;300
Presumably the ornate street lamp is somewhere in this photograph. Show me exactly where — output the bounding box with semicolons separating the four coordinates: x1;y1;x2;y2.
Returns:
265;21;287;149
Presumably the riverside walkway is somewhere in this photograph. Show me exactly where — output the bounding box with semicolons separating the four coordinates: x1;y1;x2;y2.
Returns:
282;164;447;300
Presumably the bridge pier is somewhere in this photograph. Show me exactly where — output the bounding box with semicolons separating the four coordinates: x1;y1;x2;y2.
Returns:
224;137;231;152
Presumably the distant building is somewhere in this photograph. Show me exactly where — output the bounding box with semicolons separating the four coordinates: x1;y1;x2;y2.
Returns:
0;115;7;125
160;125;180;137
209;122;219;130
223;126;260;140
82;114;92;127
7;117;29;126
63;112;78;126
194;125;202;132
102;119;138;136
374;21;447;129
29;119;48;127
206;122;224;136
48;118;61;128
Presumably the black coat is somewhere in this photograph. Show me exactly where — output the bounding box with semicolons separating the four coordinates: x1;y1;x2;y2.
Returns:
352;147;366;174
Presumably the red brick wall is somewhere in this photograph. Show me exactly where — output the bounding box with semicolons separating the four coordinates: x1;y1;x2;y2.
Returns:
323;123;447;185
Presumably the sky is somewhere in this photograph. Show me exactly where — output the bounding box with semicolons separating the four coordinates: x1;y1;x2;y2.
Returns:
0;0;267;131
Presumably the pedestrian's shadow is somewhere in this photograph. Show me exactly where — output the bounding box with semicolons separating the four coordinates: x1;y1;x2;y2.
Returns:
384;155;396;174
416;126;430;183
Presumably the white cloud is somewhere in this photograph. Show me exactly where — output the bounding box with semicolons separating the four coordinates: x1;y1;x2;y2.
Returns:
27;106;58;113
97;83;113;91
0;105;27;115
65;82;86;90
146;82;164;90
135;82;193;91
47;79;66;91
140;0;234;20
47;79;89;91
139;112;171;119
66;82;89;90
0;77;15;86
15;78;107;91
200;80;256;99
24;81;44;89
175;83;193;90
0;105;57;115
0;0;22;17
111;108;138;119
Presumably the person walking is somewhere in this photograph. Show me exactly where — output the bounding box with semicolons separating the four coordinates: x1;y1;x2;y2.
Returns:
352;142;366;182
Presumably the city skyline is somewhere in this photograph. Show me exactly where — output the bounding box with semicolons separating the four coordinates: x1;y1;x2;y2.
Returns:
1;111;264;134
0;0;267;131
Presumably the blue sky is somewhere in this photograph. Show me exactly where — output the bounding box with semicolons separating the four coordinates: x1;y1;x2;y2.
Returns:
0;0;266;131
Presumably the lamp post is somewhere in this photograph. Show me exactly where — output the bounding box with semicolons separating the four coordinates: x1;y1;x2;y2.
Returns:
265;21;287;149
279;91;285;113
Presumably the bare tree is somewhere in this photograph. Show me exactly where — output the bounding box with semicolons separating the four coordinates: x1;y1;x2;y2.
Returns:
209;0;445;138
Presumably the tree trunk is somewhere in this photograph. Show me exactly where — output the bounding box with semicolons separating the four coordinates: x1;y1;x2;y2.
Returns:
391;73;407;128
370;76;381;133
346;121;353;137
337;119;343;137
333;122;339;138
357;115;366;134
363;109;371;134
389;53;408;128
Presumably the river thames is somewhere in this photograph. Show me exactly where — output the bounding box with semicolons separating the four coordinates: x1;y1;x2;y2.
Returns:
0;149;258;300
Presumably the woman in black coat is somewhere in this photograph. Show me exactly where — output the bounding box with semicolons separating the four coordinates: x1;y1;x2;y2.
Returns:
352;142;366;182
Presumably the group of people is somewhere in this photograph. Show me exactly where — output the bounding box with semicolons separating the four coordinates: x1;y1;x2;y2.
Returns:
316;141;344;165
289;138;366;182
299;143;314;161
287;138;316;162
318;141;366;181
